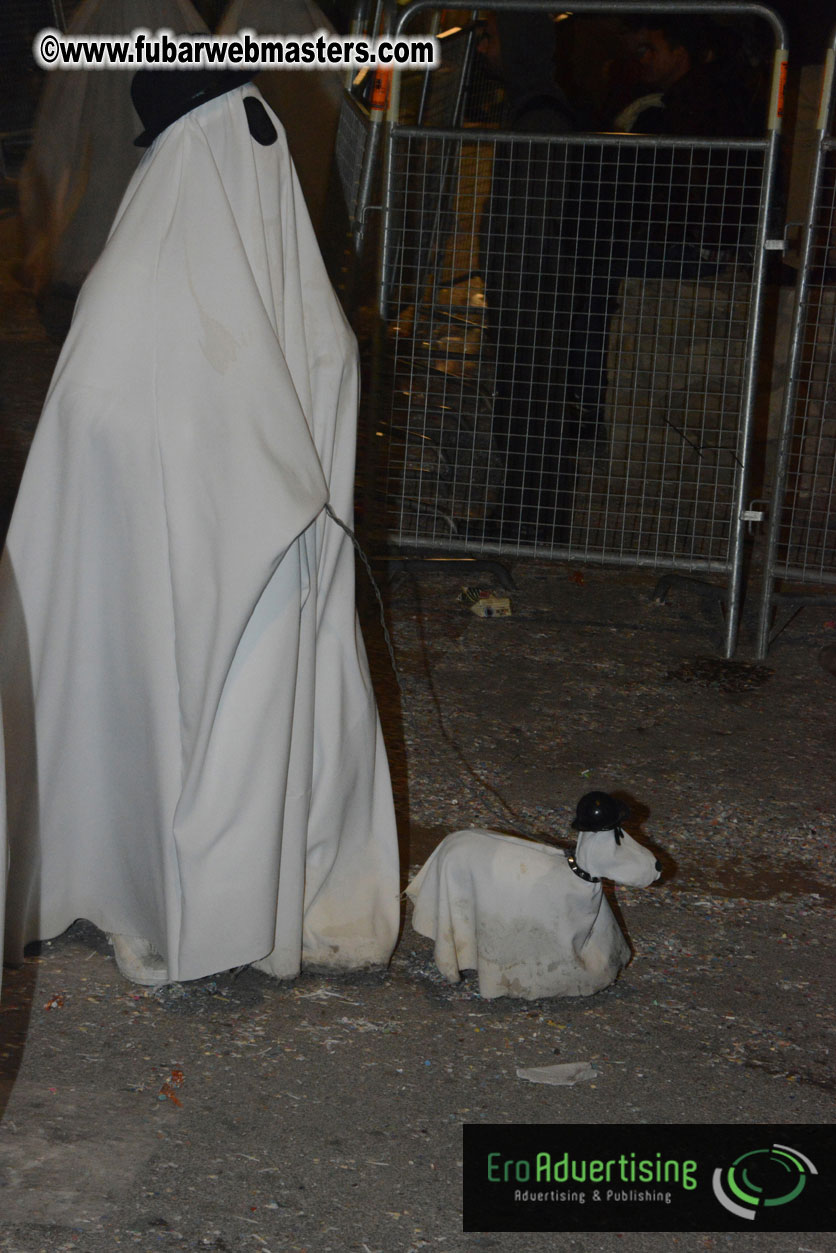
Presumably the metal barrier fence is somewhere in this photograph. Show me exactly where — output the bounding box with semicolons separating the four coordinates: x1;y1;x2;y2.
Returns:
332;14;499;292
333;88;378;251
756;37;836;656
374;1;787;656
328;2;399;299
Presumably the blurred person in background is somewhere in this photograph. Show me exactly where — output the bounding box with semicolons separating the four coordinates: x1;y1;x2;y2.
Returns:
18;0;209;337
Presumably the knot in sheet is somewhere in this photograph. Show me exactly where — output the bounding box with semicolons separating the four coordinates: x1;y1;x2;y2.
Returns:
1;85;399;983
406;828;660;999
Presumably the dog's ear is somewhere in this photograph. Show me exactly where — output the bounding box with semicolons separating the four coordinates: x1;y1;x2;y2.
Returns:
244;96;277;146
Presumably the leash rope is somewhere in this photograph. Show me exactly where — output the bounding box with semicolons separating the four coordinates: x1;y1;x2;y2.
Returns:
324;503;402;690
325;506;566;849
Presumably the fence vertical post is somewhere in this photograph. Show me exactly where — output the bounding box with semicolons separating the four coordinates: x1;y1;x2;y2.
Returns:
756;38;836;657
722;42;787;657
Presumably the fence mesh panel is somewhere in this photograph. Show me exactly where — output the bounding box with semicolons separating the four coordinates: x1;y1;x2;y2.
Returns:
334;92;371;226
380;127;768;569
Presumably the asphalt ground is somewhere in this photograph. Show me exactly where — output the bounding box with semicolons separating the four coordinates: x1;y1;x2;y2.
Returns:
1;207;834;1253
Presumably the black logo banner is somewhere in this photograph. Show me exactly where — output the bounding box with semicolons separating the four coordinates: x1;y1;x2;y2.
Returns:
463;1124;834;1232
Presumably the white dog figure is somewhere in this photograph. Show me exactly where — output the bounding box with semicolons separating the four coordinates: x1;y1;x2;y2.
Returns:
406;792;662;999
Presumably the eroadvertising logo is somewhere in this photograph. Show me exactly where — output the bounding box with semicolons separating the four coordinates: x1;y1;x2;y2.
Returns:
462;1124;834;1233
712;1142;818;1221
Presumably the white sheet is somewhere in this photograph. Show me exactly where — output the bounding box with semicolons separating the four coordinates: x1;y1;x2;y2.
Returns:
1;85;399;982
406;829;654;999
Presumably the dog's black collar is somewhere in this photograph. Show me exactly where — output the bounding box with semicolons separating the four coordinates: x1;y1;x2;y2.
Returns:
566;853;600;884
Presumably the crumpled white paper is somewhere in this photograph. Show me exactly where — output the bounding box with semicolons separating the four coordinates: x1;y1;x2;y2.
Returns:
515;1061;597;1086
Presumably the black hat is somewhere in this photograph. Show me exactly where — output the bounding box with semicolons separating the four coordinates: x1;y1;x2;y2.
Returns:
131;66;257;147
571;791;630;832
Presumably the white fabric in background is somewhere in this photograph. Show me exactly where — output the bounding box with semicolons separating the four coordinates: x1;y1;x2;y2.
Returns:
407;828;660;999
1;85;399;982
217;0;343;234
18;0;209;291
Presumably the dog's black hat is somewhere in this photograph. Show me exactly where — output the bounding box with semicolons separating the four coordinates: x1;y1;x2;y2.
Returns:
571;791;630;832
131;66;257;147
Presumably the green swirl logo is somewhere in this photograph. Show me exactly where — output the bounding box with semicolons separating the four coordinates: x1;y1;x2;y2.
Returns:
712;1144;818;1221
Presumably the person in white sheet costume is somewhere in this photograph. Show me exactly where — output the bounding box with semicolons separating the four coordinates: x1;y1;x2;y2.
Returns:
0;70;399;985
18;0;209;295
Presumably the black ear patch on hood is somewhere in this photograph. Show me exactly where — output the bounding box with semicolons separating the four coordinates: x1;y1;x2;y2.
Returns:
244;96;277;146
